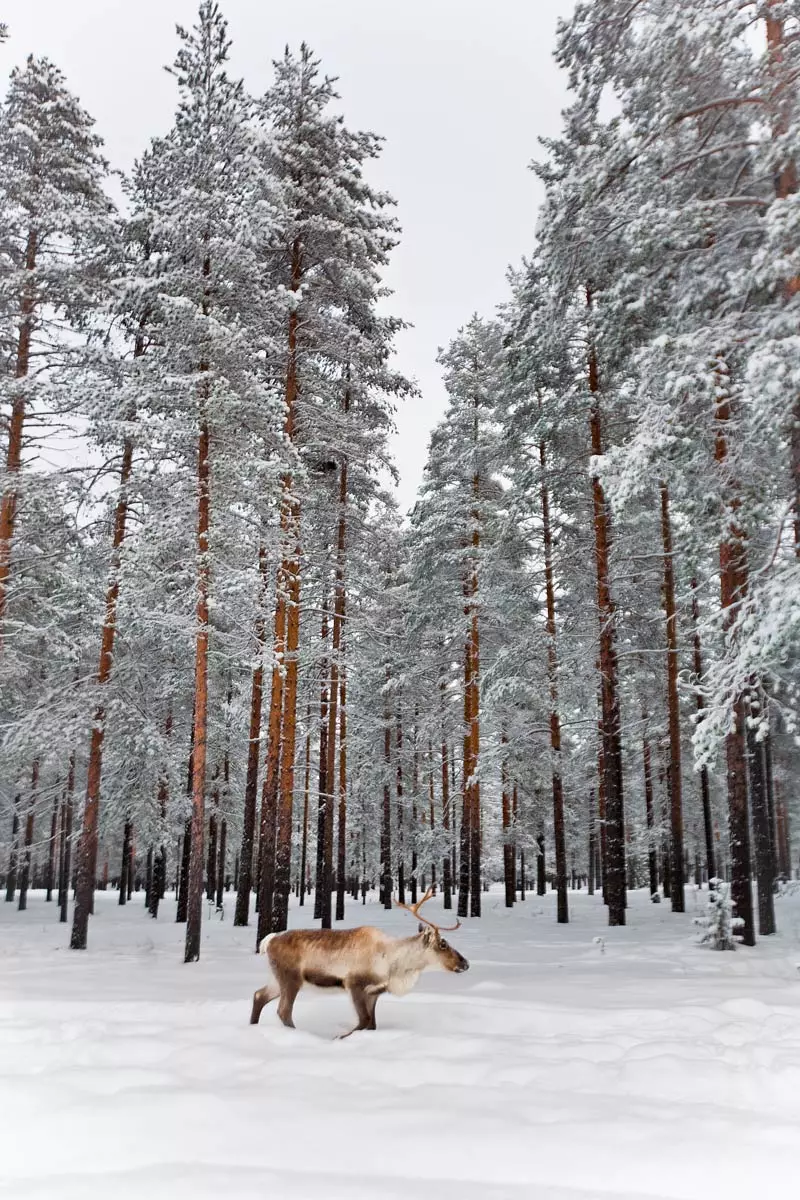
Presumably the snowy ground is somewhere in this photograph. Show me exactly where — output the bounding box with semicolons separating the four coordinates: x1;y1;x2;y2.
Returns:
2;885;799;1200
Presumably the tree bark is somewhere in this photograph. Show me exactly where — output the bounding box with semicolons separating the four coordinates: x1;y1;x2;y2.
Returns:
58;754;76;923
234;544;269;926
255;580;286;945
642;728;659;899
5;792;21;902
18;760;39;912
381;686;392;908
0;227;38;637
715;363;755;946
314;592;330;918
184;414;211;964
587;317;625;926
765;6;800;554
540;437;568;923
70;434;135;949
119;818;133;905
747;715;776;936
299;708;312;907
690;579;716;882
335;669;347;921
271;238;304;933
501;735;514;908
660;482;685;911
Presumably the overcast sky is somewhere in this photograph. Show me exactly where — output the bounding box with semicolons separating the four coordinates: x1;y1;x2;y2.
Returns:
3;0;576;512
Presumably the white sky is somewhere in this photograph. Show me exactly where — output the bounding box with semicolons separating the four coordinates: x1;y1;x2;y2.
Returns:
2;0;576;512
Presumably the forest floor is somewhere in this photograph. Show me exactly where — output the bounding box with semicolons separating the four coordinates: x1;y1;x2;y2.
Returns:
1;884;799;1200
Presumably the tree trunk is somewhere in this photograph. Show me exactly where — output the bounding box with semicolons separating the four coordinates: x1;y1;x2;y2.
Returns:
314;593;330;919
70;435;135;949
396;717;406;906
588;796;596;897
643;728;659;899
381;688;392;909
536;830;546;896
335;669;347;921
540;437;568;923
0;227;38;636
5;793;21;902
45;796;59;902
660;482;685;912
441;727;452;910
587;317;626;926
234;544;269;927
206;807;218;902
215;818;227;911
58;754;76;923
747;716;776;936
501;736;514;908
119;819;133;905
715;362;755;946
271;240;304;934
765;6;800;554
18;761;39;912
184;415;211;964
299;709;311;907
256;572;287;945
691;579;716;882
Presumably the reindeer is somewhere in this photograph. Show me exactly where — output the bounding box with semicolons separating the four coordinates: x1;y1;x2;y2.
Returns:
250;887;469;1037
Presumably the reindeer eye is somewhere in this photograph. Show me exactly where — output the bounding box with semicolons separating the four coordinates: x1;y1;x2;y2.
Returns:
440;940;448;950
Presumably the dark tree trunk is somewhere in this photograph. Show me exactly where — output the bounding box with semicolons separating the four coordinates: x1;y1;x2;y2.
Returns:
441;735;452;909
215;819;227;911
299;712;311;907
119;819;133;905
18;761;39;912
536;831;546;896
314;593;330;920
335;671;347;922
747;719;776;935
381;686;392;909
691;580;716;882
234;544;268;928
5;793;21;902
643;728;659;899
660;483;685;912
45;796;59;902
715;369;755;946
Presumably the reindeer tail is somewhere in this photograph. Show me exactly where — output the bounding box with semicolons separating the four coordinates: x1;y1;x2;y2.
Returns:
258;933;277;956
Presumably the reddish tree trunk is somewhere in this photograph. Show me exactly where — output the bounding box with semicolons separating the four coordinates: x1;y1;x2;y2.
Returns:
660;482;685;911
314;591;330;919
70;435;135;949
587;321;625;926
184;415;211;963
271;240;304;933
0;227;38;636
501;741;514;909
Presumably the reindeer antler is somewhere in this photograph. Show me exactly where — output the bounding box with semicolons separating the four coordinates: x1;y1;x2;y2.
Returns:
394;886;461;933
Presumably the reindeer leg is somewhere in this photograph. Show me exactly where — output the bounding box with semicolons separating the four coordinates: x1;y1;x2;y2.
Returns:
339;978;381;1039
276;969;301;1029
250;983;280;1026
364;989;383;1031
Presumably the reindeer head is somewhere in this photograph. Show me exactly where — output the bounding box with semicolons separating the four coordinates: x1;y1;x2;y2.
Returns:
395;887;470;974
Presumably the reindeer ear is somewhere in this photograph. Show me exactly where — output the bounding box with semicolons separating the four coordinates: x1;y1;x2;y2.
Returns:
420;925;435;943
